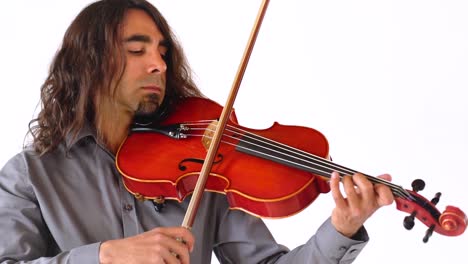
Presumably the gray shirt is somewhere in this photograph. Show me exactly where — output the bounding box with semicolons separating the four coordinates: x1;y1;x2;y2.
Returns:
0;126;368;263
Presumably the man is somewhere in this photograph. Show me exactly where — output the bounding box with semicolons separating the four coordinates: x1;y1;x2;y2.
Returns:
0;0;393;263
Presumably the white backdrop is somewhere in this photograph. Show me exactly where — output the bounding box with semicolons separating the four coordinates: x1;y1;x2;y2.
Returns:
1;1;467;263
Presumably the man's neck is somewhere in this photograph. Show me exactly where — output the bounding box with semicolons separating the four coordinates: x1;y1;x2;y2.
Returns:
96;106;133;155
103;121;130;155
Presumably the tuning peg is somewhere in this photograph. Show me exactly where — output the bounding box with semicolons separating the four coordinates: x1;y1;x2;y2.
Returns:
411;179;425;192
402;179;425;231
403;211;417;230
431;192;442;205
423;225;435;243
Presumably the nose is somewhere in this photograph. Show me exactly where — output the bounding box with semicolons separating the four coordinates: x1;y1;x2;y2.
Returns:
147;51;167;74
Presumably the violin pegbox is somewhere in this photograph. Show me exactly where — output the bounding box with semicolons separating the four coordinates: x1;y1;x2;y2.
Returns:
395;179;467;243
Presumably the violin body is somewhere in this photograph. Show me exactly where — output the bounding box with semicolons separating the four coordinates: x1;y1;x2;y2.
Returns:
116;97;331;218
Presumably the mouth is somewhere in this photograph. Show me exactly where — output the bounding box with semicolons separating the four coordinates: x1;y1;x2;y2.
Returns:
141;86;162;94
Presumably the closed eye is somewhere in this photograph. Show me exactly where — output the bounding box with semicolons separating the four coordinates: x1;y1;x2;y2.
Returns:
128;50;144;55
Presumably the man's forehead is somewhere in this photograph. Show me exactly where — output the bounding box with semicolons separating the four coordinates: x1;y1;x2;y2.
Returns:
121;9;164;41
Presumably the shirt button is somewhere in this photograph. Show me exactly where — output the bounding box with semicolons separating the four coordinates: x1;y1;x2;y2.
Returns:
123;204;134;211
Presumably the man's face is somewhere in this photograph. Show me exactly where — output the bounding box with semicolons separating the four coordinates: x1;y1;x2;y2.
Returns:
115;9;167;118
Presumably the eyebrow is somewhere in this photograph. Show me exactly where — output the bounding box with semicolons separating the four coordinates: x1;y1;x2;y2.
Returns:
124;34;169;47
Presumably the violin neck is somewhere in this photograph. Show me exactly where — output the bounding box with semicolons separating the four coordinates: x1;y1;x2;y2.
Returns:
235;138;407;198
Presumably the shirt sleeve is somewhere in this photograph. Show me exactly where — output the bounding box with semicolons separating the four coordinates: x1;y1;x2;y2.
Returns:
213;200;368;264
272;218;369;264
0;153;100;264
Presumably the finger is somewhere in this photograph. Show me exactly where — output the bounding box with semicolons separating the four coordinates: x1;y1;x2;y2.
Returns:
167;239;190;264
158;247;182;264
149;234;189;264
374;182;394;206
152;227;194;264
330;171;347;209
342;174;359;204
377;173;392;182
155;227;195;253
373;173;394;206
352;173;375;202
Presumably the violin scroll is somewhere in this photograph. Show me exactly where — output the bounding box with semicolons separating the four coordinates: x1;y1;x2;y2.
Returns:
395;179;467;242
439;206;467;234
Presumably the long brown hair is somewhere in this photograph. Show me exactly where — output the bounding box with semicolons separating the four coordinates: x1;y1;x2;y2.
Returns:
28;0;202;155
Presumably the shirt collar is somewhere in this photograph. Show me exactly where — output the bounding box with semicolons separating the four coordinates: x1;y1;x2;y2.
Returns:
64;122;98;149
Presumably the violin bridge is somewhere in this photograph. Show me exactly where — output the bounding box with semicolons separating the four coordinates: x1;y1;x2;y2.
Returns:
202;120;218;151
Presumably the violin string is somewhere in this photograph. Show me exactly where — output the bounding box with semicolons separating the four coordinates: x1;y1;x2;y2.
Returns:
183;121;410;199
181;121;412;199
184;121;376;179
227;127;411;199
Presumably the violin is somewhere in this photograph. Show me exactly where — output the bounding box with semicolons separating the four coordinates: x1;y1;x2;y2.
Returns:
116;0;466;244
116;96;467;242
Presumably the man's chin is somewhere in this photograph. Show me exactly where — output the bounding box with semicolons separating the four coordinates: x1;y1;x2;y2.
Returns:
133;108;160;125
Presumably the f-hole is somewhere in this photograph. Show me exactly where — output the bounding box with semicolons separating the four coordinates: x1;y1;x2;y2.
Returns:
178;154;224;171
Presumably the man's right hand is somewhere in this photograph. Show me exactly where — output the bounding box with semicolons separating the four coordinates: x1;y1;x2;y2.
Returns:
99;226;194;264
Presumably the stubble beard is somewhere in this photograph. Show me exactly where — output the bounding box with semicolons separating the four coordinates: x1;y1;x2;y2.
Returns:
133;93;162;125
